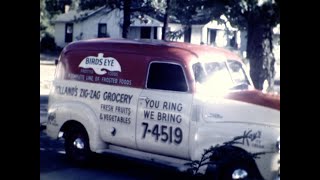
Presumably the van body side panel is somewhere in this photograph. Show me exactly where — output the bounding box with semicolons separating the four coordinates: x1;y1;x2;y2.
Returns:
51;80;142;149
52;50;149;149
98;84;141;148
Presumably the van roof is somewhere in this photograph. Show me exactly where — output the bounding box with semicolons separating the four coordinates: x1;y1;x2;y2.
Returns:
64;38;242;64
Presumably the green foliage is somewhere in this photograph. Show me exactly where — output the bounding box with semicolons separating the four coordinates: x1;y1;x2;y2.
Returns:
78;0;153;11
40;32;57;52
45;0;72;17
171;0;204;25
166;29;184;41
70;0;81;11
185;135;266;177
40;0;49;39
80;0;109;10
40;0;72;41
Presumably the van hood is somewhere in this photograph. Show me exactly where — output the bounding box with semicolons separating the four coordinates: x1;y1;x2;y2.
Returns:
198;89;280;128
225;90;280;111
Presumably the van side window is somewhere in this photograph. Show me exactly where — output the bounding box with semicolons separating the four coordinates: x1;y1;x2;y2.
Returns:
147;62;188;92
192;62;205;83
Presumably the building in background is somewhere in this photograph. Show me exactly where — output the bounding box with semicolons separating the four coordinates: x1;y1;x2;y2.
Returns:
53;6;242;51
52;5;279;63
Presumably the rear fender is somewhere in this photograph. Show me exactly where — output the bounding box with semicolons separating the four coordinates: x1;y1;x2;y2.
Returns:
50;102;106;152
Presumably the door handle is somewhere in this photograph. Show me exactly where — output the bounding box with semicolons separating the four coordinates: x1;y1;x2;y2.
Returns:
139;96;148;100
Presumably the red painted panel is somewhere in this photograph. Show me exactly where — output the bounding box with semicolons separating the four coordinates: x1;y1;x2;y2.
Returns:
62;50;149;89
57;38;246;93
225;90;280;111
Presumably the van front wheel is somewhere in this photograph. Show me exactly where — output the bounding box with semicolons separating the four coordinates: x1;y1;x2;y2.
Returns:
218;161;262;180
64;124;92;164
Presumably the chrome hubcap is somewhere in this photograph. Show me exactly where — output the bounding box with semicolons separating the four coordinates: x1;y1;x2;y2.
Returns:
232;169;248;179
73;138;85;149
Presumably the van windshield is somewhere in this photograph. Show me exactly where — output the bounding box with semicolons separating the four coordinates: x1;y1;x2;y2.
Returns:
193;60;250;93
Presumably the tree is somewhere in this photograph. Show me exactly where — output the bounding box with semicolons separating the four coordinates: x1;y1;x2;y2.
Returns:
41;0;73;38
153;0;279;90
45;0;72;17
71;0;81;11
170;0;206;42
40;0;49;39
202;0;280;90
154;0;210;41
79;0;107;10
161;0;170;40
79;0;153;38
122;0;132;38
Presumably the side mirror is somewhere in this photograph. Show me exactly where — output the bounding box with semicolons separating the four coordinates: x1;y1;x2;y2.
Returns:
54;59;58;66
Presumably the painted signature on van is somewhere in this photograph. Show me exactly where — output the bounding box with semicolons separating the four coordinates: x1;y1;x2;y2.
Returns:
239;130;264;148
79;53;121;75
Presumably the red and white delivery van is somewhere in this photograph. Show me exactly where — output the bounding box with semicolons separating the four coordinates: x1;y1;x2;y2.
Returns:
46;38;280;180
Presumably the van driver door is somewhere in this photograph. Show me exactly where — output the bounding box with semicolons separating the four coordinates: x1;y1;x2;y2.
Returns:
136;61;193;159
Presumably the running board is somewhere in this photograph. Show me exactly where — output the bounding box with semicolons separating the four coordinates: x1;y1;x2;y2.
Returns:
95;145;192;173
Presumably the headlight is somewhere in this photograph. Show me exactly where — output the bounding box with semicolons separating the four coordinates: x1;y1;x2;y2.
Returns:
276;136;280;153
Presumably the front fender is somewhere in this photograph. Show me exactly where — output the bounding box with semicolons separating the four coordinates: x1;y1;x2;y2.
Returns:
189;122;280;179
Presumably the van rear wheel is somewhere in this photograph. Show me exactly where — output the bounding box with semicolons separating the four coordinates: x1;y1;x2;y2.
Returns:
64;124;92;164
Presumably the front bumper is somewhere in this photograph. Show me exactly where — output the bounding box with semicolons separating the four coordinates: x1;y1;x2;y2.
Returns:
255;152;280;180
